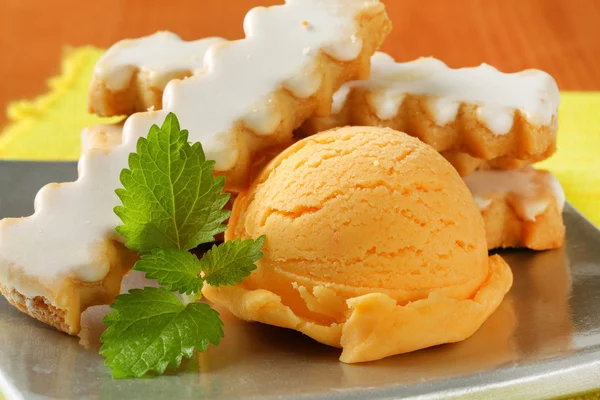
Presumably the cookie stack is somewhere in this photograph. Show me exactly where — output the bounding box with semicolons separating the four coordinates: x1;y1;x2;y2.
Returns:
0;0;564;338
89;40;564;252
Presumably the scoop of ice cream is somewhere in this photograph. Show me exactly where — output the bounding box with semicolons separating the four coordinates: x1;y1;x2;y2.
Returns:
204;126;513;363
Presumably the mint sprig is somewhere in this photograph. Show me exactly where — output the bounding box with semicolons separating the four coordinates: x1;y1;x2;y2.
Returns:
100;113;264;379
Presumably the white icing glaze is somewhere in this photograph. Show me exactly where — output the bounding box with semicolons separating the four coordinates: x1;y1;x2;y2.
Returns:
331;85;352;114
94;32;226;91
336;52;560;134
463;167;565;221
80;124;123;154
473;197;493;211
0;0;379;295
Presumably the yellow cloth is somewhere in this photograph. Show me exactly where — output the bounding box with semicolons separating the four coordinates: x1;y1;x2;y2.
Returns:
0;47;122;159
0;47;598;228
537;92;600;227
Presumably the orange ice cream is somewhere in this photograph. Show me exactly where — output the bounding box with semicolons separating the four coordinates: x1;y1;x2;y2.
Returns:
203;126;513;363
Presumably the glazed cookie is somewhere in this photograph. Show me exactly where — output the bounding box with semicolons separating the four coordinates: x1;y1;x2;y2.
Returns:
463;167;566;250
89;32;226;117
442;146;556;176
300;52;559;166
0;0;391;334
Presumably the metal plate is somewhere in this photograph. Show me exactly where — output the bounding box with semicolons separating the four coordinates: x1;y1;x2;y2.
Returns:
1;161;600;400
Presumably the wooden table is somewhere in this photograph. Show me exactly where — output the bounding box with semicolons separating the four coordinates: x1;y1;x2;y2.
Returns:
1;0;599;128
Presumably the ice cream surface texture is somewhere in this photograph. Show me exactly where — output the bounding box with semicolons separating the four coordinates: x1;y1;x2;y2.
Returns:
203;126;513;363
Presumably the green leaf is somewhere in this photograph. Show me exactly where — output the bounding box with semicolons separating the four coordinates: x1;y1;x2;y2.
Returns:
100;287;223;379
114;112;230;253
135;249;203;295
200;236;266;287
104;112;266;379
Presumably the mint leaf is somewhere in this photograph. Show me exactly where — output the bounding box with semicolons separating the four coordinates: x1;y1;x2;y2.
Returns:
200;236;266;287
100;287;223;379
135;249;203;295
115;112;230;253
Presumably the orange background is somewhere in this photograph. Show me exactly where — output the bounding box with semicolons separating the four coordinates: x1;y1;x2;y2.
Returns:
1;0;600;128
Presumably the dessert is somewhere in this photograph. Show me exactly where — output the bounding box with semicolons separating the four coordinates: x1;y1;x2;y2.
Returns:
299;52;560;169
0;0;391;334
464;167;566;250
89;33;226;117
203;126;513;363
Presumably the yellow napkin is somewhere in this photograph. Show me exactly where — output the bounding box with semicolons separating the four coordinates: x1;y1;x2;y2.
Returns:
537;92;600;227
0;47;598;227
0;47;122;159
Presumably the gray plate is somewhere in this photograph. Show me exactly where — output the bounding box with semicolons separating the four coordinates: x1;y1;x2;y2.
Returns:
1;161;600;400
